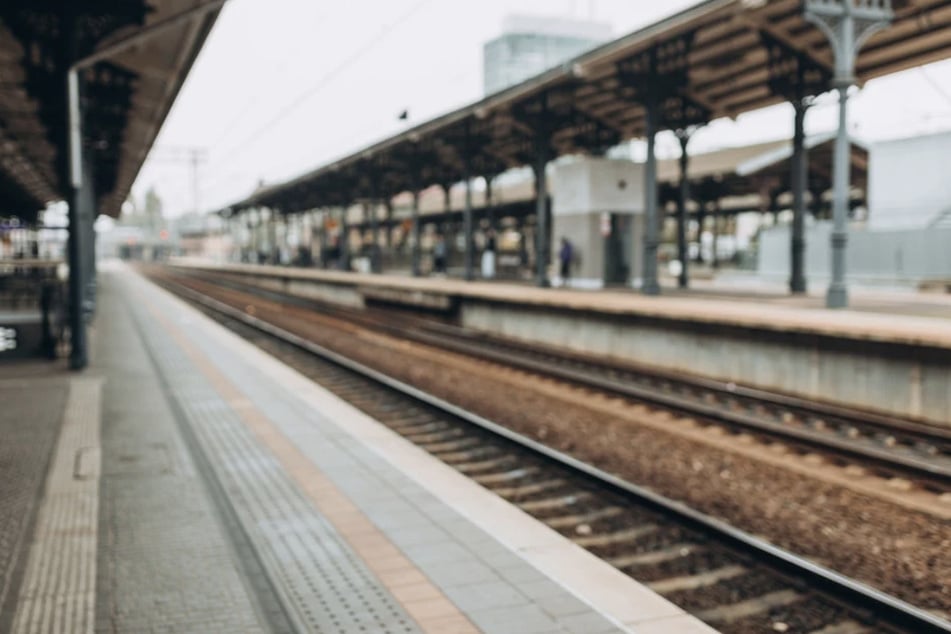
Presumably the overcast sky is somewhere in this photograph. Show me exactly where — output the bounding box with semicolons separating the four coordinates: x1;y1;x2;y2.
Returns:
130;0;951;217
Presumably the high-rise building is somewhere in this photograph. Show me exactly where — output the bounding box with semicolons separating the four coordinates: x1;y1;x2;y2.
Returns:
483;15;611;96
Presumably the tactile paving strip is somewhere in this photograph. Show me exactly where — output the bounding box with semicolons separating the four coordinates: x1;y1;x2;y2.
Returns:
131;299;422;634
12;378;101;634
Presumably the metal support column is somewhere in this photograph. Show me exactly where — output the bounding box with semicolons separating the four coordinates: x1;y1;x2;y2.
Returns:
367;200;381;273
463;172;474;281
826;83;851;307
484;175;494;229
66;68;87;369
676;131;691;289
411;191;421;277
711;203;720;270
85;187;97;313
804;0;892;308
385;201;394;248
790;100;810;294
642;93;661;296
61;0;230;370
339;205;350;270
267;208;278;263
533;148;550;288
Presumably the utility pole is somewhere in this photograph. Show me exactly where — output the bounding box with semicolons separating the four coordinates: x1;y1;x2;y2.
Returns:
149;146;208;215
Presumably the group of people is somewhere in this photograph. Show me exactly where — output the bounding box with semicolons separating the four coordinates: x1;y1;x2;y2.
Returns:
435;230;575;285
432;230;501;279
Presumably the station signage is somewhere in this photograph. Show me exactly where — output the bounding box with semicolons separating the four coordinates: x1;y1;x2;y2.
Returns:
0;326;17;353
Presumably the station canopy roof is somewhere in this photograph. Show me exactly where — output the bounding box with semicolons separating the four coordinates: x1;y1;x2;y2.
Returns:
364;135;868;224
659;133;868;209
0;1;223;222
225;0;950;217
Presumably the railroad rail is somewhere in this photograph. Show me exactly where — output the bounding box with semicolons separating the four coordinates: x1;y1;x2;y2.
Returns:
148;266;951;634
161;266;951;493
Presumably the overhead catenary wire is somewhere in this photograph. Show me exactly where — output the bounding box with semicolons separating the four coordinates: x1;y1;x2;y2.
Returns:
918;66;951;111
203;0;435;186
206;8;333;151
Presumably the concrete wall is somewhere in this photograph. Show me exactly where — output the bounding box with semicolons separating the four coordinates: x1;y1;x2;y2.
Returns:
460;301;951;427
758;221;951;283
170;263;951;427
552;158;645;217
211;270;366;309
551;158;645;287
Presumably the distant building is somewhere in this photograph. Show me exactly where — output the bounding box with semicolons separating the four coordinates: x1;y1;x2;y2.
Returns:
483;15;611;96
757;130;951;285
868;130;951;231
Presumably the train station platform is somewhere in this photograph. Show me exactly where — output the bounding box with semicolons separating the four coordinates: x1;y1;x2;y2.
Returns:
0;261;715;634
167;261;951;429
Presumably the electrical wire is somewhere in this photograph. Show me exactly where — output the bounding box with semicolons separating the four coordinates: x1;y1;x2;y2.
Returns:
206;8;334;150
918;66;951;111
204;0;434;176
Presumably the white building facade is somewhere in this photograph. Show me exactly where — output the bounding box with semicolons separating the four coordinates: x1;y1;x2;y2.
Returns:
758;130;951;286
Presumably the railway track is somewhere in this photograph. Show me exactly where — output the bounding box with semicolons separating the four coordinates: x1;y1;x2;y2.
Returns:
149;266;951;634
162;267;951;494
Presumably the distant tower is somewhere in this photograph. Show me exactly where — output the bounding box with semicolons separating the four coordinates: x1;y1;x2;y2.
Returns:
483;15;611;96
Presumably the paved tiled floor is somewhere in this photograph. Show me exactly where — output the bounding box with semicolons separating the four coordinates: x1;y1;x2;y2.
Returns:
173;262;951;346
6;263;717;634
94;278;269;634
12;377;101;634
119;263;714;634
0;363;69;632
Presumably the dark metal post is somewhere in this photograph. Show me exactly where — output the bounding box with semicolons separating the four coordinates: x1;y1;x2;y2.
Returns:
252;208;262;261
368;200;381;273
339;205;350;270
268;208;278;263
385;200;394;248
411;191;421;276
485;175;494;229
67;177;87;369
642;92;661;296
85;189;97;314
463;171;474;281
66;72;88;369
533;128;550;287
711;203;720;270
676;131;691;289
790;100;809;294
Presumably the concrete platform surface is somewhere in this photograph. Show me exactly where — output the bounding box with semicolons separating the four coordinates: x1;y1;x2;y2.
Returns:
2;261;717;634
170;261;951;350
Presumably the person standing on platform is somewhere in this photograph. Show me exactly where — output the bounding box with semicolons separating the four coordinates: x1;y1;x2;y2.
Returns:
482;229;497;279
559;237;573;287
433;234;447;275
